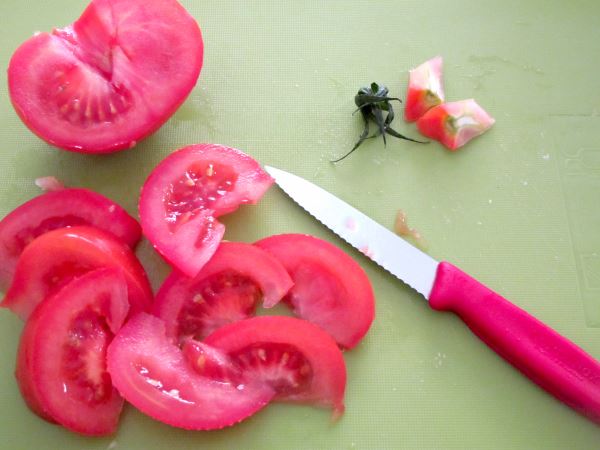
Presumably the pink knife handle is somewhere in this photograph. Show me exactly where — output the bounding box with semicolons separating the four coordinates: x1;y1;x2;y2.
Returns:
429;261;600;424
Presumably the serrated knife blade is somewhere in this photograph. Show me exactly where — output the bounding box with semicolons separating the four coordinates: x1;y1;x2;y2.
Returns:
265;165;600;426
264;165;438;298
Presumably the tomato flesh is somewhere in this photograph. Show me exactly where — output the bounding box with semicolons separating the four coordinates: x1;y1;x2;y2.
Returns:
404;56;445;122
107;313;275;430
154;242;293;342
8;0;203;153
1;226;152;320
203;316;346;415
417;99;495;150
182;339;243;384
230;342;313;395
165;162;238;231
16;268;129;436
139;144;273;276
255;234;375;349
177;271;260;337
0;187;141;291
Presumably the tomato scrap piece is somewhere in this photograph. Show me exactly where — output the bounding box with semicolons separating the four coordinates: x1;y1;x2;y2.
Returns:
255;234;375;349
202;316;346;416
1;226;152;320
107;313;275;430
7;0;203;153
16;268;129;436
0;187;141;291
154;242;293;342
404;56;445;122
139;144;273;277
417;99;495;150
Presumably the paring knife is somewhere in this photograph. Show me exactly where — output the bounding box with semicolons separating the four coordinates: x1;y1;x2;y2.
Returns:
264;165;600;425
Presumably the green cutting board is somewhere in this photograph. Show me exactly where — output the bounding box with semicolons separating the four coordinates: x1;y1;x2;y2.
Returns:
1;1;599;448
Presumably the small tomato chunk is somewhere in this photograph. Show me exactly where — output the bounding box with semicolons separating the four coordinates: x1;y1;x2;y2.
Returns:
404;56;445;122
417;99;495;150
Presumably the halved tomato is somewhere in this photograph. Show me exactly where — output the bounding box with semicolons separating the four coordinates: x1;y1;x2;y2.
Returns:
255;234;375;349
153;241;293;342
16;268;129;436
107;313;275;430
416;99;495;150
0;187;140;291
1;226;152;320
139;144;273;277
200;316;346;416
7;0;203;153
404;56;445;122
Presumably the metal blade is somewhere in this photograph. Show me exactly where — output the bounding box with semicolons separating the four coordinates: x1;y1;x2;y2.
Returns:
264;166;439;299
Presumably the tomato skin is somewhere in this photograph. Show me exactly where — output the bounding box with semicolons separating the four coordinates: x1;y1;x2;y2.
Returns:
1;226;152;320
107;313;275;430
7;0;203;153
0;187;141;291
16;268;129;436
417;99;495;150
204;316;346;416
255;234;375;349
404;56;445;122
139;144;273;277
153;241;293;342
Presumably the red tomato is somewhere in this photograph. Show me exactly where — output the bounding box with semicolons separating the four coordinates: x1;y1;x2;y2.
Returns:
1;226;152;320
255;234;375;349
417;99;495;150
153;242;293;342
139;144;273;277
404;56;445;122
201;316;346;416
7;0;203;153
16;268;129;436
107;313;275;430
0;187;140;291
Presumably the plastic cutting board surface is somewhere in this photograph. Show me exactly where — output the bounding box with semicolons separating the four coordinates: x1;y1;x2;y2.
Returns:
0;1;599;449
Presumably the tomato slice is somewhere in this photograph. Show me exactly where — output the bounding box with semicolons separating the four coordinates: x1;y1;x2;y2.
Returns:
16;268;129;436
416;99;495;150
0;187;140;291
1;226;152;320
139;144;273;277
153;242;293;342
7;0;203;153
200;316;346;416
404;56;445;122
107;313;275;430
255;234;375;349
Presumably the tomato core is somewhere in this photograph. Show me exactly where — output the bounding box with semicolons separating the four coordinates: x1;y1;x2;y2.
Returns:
49;62;133;128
